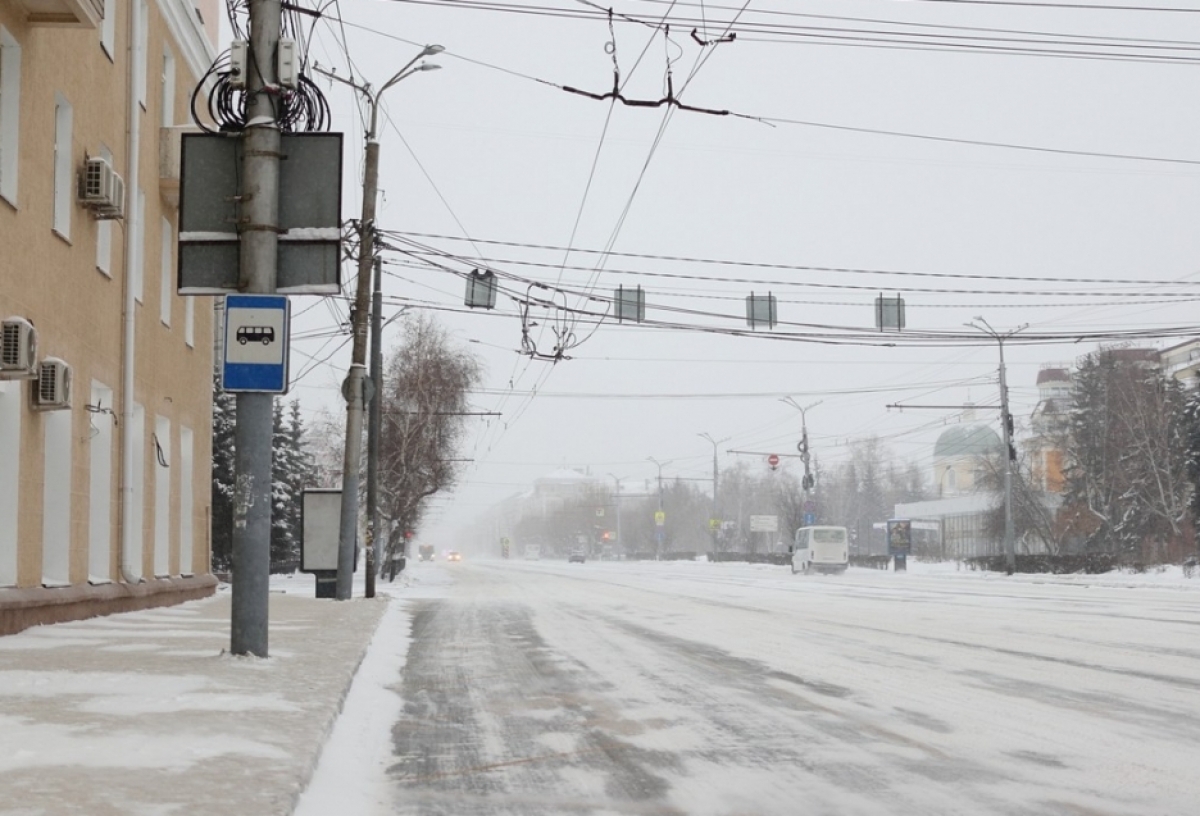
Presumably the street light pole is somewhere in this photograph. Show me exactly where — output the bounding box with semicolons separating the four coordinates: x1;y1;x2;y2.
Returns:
607;473;622;556
967;317;1026;577
647;456;671;558
698;433;729;556
316;47;443;601
781;398;821;524
365;257;382;599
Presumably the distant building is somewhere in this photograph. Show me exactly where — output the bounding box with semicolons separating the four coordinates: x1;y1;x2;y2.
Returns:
1159;338;1200;389
932;422;1002;498
1027;365;1071;493
1;0;220;633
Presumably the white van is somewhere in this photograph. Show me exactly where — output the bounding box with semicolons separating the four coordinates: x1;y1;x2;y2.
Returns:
524;544;541;561
791;526;849;575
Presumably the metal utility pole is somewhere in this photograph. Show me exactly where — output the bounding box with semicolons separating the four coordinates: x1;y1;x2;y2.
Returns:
698;433;729;555
365;258;382;598
317;47;442;601
607;474;622;554
781;398;821;522
229;0;282;658
967;318;1026;576
647;457;671;558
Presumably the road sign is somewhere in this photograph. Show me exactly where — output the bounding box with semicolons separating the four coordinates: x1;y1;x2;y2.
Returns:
654;510;665;526
750;515;778;532
709;518;720;530
222;294;289;392
803;512;816;526
767;453;780;467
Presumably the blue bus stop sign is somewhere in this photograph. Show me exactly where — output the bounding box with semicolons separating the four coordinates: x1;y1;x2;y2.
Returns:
222;294;290;393
803;512;816;526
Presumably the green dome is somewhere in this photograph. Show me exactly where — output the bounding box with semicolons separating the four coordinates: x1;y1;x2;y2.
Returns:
933;424;1002;458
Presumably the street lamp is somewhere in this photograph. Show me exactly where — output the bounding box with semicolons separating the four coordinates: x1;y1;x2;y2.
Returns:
966;317;1026;577
607;473;623;556
698;433;729;556
647;456;672;558
781;397;821;498
317;46;443;600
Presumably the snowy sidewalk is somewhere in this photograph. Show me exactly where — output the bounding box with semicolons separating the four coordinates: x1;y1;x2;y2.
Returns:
0;577;388;816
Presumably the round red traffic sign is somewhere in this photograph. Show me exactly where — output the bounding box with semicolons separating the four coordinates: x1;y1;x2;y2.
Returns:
767;454;780;467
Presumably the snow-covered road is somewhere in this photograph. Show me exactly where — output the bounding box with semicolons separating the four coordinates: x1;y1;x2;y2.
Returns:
306;560;1200;815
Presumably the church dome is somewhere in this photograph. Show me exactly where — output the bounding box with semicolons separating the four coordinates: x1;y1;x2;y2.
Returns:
933;424;1001;459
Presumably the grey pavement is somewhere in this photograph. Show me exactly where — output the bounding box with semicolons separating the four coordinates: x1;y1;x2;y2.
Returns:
0;583;388;816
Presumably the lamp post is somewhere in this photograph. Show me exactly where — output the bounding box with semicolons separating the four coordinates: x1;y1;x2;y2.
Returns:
966;317;1026;577
698;433;729;556
317;46;443;600
607;473;623;557
781;398;821;521
647;456;671;558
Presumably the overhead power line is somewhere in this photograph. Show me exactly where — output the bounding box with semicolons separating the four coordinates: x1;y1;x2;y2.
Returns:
384;230;1200;289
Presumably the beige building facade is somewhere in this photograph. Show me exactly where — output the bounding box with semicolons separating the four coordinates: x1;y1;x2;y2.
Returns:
0;0;219;633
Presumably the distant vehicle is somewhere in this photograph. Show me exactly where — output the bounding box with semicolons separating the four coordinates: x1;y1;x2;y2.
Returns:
791;526;849;575
418;544;435;562
236;326;275;345
568;550;586;564
447;551;462;562
524;545;540;561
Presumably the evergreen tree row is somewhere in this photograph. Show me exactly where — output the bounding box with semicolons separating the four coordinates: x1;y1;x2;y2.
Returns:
211;373;319;573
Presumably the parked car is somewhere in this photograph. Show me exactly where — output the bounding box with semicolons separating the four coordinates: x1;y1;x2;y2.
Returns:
568;551;586;564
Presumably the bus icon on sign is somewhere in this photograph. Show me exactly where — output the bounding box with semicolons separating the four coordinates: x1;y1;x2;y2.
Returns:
237;326;275;345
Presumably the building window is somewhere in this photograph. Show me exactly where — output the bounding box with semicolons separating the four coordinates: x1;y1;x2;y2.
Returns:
179;426;194;575
153;415;170;577
43;410;73;586
129;403;145;580
100;0;115;59
88;381;114;582
53;93;73;239
161;47;175;127
135;0;147;109
160;216;173;325
0;27;20;206
0;381;19;587
96;145;113;275
133;188;145;301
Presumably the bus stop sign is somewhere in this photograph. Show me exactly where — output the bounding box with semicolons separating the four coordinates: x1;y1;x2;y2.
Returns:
222;294;290;393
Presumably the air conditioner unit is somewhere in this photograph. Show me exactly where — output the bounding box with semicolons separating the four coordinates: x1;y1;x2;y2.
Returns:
33;357;72;411
78;157;126;220
0;317;38;380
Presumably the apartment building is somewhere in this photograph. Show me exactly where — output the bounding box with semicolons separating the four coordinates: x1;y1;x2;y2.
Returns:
0;0;219;633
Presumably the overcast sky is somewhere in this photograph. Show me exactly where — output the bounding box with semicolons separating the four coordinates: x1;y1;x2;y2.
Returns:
262;0;1200;545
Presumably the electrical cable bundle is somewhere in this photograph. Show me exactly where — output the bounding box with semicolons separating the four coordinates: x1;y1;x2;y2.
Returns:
191;51;331;133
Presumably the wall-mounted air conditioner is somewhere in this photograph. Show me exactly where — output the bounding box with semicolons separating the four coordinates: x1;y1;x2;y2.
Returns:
78;156;126;220
1;317;38;380
33;357;72;411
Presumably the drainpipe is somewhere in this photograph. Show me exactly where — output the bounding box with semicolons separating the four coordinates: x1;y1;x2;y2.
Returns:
118;0;143;584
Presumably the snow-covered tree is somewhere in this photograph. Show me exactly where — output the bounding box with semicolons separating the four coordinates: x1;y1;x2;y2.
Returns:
211;372;236;572
378;314;482;569
1063;348;1190;561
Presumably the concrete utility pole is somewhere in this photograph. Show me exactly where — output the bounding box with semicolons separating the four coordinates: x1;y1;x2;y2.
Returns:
698;433;729;555
967;318;1026;576
231;0;281;657
319;47;442;601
